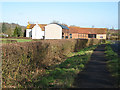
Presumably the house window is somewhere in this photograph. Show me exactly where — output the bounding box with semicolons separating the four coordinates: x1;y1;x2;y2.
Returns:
82;34;84;38
93;34;96;38
65;36;68;39
88;34;96;38
62;32;64;39
80;34;82;37
43;36;45;39
81;34;82;37
78;34;83;38
100;36;103;38
70;34;72;38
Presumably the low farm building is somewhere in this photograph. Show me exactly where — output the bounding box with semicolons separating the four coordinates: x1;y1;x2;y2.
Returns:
68;26;107;39
26;22;46;39
26;22;107;40
45;24;69;39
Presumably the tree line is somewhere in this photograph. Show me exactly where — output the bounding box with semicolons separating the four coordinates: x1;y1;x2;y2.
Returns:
1;22;26;37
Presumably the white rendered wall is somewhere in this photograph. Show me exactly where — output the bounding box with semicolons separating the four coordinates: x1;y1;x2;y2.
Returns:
26;29;32;37
45;24;62;39
32;24;44;39
96;34;106;39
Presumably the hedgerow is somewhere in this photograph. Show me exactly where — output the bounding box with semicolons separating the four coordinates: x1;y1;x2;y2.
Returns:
2;39;105;88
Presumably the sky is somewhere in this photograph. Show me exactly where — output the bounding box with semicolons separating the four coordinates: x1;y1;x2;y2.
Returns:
0;1;118;29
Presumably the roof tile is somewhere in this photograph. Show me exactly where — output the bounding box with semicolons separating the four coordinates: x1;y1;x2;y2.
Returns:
27;24;47;31
69;26;107;34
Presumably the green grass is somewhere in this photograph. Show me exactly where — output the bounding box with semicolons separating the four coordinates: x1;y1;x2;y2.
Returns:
1;38;32;43
30;45;98;88
105;44;120;87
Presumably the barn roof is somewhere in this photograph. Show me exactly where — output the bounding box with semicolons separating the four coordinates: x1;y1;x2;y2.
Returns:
57;24;69;30
38;24;47;31
26;24;47;31
69;26;107;34
27;24;36;29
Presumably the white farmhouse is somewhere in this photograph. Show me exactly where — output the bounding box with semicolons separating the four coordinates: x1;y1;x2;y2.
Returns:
45;24;69;39
26;22;47;39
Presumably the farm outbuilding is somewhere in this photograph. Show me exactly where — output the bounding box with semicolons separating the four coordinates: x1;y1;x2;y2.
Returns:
26;22;107;40
26;22;46;39
45;24;69;39
69;26;107;39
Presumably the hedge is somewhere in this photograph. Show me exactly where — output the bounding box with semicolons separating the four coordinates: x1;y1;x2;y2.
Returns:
2;39;105;88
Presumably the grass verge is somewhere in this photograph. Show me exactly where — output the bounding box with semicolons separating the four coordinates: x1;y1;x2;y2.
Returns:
105;44;120;87
1;38;32;43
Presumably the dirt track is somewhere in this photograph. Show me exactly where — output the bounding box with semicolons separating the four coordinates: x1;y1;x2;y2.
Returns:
73;44;116;88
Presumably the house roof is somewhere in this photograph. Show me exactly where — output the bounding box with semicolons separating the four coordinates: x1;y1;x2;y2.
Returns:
27;24;36;29
38;24;47;31
26;24;47;31
57;24;69;30
69;26;107;34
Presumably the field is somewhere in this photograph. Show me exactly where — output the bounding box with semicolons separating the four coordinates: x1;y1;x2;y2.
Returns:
1;38;33;43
